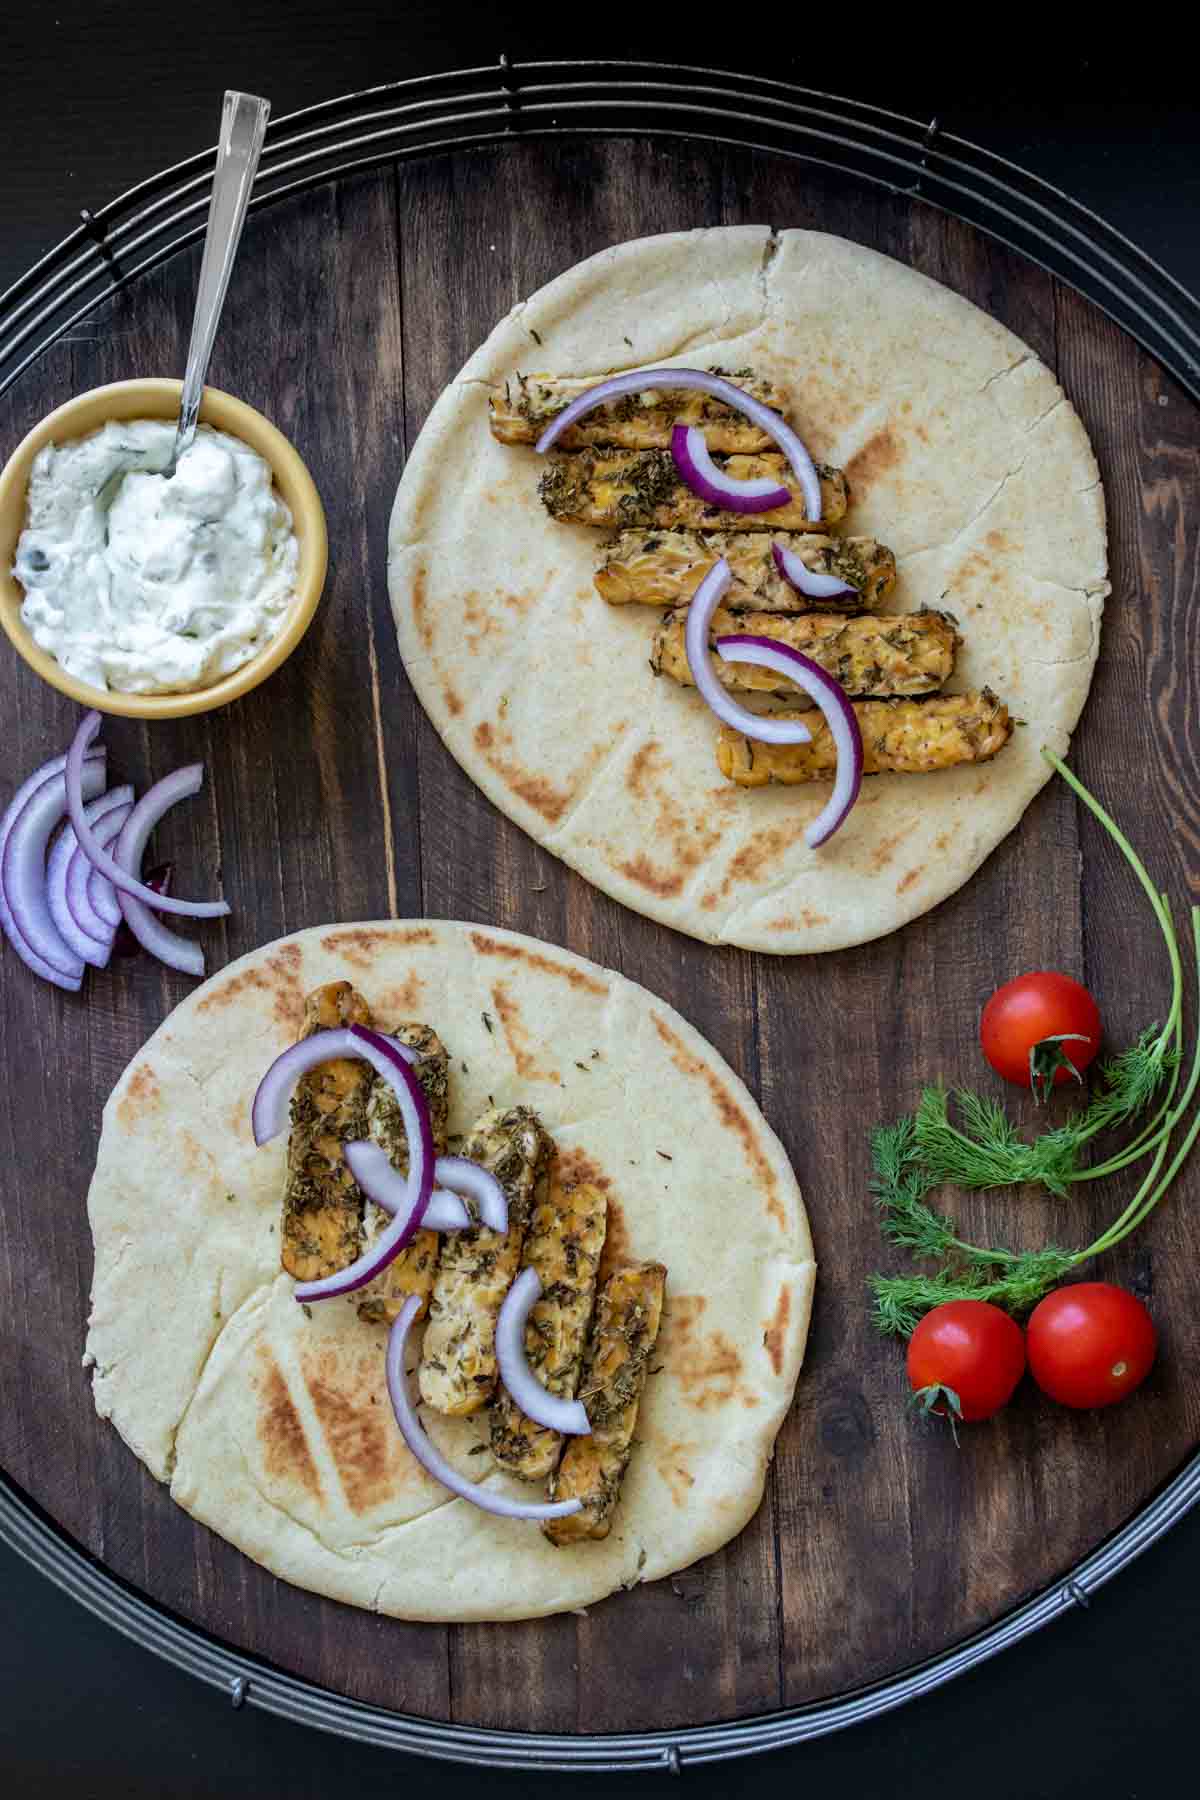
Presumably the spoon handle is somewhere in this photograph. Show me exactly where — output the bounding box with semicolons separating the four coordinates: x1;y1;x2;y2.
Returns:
173;90;270;465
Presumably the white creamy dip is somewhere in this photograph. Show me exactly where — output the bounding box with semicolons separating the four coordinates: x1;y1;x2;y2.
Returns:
13;419;300;694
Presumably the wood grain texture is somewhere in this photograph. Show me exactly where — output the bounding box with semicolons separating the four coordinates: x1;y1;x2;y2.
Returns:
0;138;1197;1735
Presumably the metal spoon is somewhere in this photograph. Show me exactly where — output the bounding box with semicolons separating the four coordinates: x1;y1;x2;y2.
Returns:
165;90;270;475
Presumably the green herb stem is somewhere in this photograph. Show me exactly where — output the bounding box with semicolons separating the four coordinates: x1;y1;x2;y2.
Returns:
869;753;1200;1337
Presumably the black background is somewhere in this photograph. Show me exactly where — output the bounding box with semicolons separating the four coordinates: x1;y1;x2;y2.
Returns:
3;6;1198;1794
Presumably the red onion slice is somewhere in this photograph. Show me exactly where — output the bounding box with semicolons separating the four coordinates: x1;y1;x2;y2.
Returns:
683;560;813;747
772;540;859;602
250;1025;434;1304
495;1268;591;1437
66;711;230;919
87;858;122;930
343;1142;471;1233
386;1296;583;1522
49;787;133;965
252;1029;418;1147
113;767;211;978
716;634;865;846
670;425;790;514
0;749;104;990
533;366;823;521
73;815;135;959
427;1155;508;1233
1;761;108;978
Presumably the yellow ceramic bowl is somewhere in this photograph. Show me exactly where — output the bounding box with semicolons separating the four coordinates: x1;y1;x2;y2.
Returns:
0;378;328;719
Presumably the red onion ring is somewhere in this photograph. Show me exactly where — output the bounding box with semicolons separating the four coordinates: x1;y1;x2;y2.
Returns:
425;1154;508;1233
683;560;813;746
87;855;122;930
670;424;791;514
251;1026;435;1303
342;1142;472;1233
772;540;859;602
113;767;210;978
386;1296;583;1522
1;760;108;978
48;787;133;965
70;809;132;958
495;1268;591;1437
65;711;229;919
533;366;823;521
0;748;104;990
252;1029;418;1146
715;634;865;846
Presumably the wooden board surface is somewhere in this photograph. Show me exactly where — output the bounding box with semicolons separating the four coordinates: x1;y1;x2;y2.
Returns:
1;137;1198;1734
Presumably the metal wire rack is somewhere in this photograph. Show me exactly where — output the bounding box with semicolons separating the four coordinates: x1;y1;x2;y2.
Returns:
3;56;1200;1772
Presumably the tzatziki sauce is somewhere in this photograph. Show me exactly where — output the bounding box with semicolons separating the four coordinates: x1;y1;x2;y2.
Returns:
13;419;300;694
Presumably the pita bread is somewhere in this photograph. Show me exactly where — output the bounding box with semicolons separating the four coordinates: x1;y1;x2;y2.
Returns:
85;921;813;1622
388;227;1108;953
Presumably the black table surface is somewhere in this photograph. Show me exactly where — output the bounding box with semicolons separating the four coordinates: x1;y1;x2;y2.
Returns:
4;7;1198;1795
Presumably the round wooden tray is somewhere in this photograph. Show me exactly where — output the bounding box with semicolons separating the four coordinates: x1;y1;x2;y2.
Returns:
2;63;1199;1771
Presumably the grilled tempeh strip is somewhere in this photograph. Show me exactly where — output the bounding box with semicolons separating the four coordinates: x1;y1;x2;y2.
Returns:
418;1106;553;1416
540;448;847;533
489;369;781;452
356;1023;451;1326
653;607;959;701
596;530;895;612
717;690;1013;786
489;1175;608;1481
281;983;374;1282
543;1261;667;1545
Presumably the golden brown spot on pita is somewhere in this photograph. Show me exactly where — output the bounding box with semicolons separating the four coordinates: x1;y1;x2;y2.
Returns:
318;928;434;969
664;1293;706;1338
764;1283;791;1376
896;868;921;895
557;1146;612;1192
706;819;808;908
464;592;501;651
444;685;464;717
304;1356;392;1515
627;740;667;800
935;832;950;852
471;722;570;824
870;830;904;872
117;1063;161;1126
846;426;902;489
503;589;534;613
651;1013;786;1229
491;981;558;1084
985;530;1008;551
663;1298;747;1411
257;1348;322;1501
380;974;424;1015
468;932;608;996
657;1447;697;1507
196;950;305;1030
768;908;828;931
411;569;432;651
617;852;685;899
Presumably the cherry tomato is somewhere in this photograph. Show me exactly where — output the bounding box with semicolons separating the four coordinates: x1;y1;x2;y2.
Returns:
980;971;1102;1099
907;1300;1026;1424
1026;1283;1156;1409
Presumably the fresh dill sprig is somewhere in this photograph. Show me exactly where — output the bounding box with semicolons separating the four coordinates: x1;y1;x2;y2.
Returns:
910;1029;1176;1200
868;748;1200;1339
